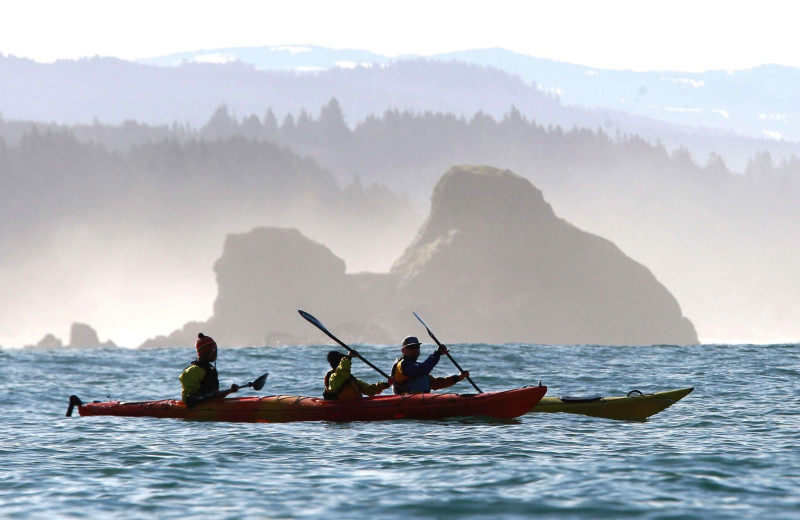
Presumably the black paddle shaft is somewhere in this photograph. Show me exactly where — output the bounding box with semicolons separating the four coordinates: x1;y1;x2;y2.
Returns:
413;312;483;393
298;310;391;380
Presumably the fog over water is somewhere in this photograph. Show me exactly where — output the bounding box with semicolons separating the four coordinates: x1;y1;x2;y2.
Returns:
0;203;419;349
2;52;799;348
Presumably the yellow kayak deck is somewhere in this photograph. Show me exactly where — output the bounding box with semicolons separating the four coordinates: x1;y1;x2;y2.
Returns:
531;387;693;421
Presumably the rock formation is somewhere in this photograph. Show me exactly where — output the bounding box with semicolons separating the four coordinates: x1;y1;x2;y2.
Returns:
28;333;64;349
208;227;359;346
390;165;697;344
69;323;116;348
142;165;698;347
25;323;117;349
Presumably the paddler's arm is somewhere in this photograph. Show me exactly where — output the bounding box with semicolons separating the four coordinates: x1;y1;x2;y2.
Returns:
355;377;394;396
185;384;240;408
217;383;241;397
181;365;240;407
401;349;442;379
430;371;470;391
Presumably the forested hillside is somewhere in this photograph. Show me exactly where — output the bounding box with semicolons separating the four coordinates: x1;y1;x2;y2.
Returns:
2;98;799;344
0;128;418;348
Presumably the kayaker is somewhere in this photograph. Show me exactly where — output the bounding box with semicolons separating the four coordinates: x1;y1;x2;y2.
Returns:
323;350;393;400
179;333;240;408
391;336;469;395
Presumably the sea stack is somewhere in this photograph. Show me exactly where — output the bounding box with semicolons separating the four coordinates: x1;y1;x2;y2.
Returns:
390;165;698;345
142;165;698;346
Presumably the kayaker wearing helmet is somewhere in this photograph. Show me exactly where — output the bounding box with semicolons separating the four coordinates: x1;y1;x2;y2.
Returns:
179;333;240;408
323;350;393;401
391;336;469;395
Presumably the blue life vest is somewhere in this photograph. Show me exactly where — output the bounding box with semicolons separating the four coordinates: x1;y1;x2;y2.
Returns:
391;357;431;394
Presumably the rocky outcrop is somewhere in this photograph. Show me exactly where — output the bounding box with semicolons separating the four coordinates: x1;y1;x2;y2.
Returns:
69;323;117;348
142;165;698;347
391;165;697;344
28;333;64;349
138;321;206;350
25;323;117;349
139;229;400;348
207;227;360;345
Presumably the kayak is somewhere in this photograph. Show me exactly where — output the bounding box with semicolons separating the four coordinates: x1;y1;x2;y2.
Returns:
67;385;547;423
531;387;693;421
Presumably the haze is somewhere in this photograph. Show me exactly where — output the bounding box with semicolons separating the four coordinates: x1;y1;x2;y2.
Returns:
2;2;799;348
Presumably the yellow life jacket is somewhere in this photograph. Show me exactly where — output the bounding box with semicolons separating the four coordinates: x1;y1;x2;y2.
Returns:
179;360;219;402
324;370;363;401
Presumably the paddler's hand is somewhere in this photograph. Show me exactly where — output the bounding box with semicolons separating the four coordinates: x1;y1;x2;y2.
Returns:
458;371;469;381
437;344;449;355
229;383;240;392
348;350;360;359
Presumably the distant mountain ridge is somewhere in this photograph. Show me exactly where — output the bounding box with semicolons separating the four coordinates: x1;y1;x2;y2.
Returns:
137;44;396;70
4;49;800;172
138;44;800;142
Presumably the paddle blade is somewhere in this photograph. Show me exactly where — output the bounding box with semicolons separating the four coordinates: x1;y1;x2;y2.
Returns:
412;311;430;331
251;372;269;391
413;311;439;343
66;395;83;417
298;310;328;333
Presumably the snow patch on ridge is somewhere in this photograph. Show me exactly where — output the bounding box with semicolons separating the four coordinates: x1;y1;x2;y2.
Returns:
192;53;237;64
334;61;375;69
662;107;702;113
269;45;313;54
759;113;788;122
665;77;705;88
712;109;730;119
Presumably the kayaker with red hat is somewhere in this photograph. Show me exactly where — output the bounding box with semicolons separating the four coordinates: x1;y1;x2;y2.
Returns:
179;333;240;407
391;336;469;395
323;350;393;401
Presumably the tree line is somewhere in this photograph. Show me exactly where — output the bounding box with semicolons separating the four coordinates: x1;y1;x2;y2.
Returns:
4;98;798;189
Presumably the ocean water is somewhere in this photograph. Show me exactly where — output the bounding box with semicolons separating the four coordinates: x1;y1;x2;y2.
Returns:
1;343;799;519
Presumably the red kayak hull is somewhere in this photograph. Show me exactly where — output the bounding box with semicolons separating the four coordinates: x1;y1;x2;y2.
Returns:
75;385;547;423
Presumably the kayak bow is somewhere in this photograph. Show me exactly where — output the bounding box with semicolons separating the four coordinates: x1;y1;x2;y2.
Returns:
67;385;547;423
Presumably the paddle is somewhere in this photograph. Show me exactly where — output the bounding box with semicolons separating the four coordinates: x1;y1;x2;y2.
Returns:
187;371;269;407
413;311;482;393
298;309;392;380
217;372;269;398
66;395;83;416
239;372;269;391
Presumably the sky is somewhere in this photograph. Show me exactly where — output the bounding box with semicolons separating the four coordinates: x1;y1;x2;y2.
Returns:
1;0;797;72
